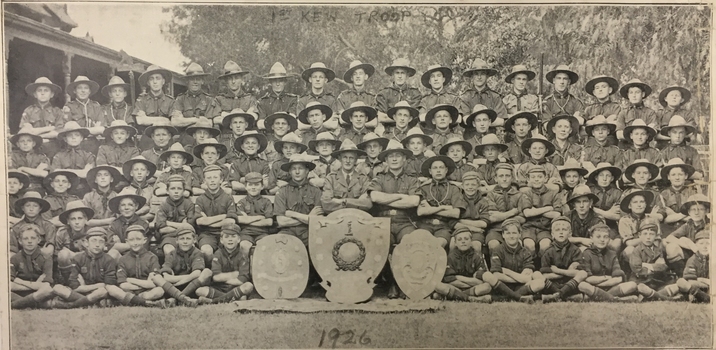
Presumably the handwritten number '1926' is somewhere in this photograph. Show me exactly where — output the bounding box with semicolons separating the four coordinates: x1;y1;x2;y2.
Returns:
319;329;371;348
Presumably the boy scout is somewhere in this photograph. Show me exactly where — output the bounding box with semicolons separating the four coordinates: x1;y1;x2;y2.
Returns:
587;162;623;225
54;200;94;283
256;62;298;122
676;230;710;303
515;134;561;190
461;105;498;160
64;76;104;154
196;224;254;305
140;122;179;169
663;194;710;268
122;156;158;222
133;65;175;150
545;114;582;166
656;85;698;148
483;163;525;253
542;65;584;123
235;172;275;255
615;119;662;169
43;170;81;225
615;79;658;141
170;62;213;146
453;171;491;252
434;228;493;302
96;120;140;167
308;132;342;189
659;116;704;180
10;225;55;309
340;101;377;145
184;117;221;169
19;77;65;147
154;143;194;197
581;75;621;122
474;134;509;190
375;58;422;120
10;128;50;194
660;158;699;236
425;104;462;152
557;158;585;212
583;115;620;167
274;154;325;246
106;187;150;260
502;65;539;114
195;164;239;262
419;64;468;117
229;131;270;193
620;159;666;223
460;58;508;120
617;190;655;256
439;136;476;186
503;111;539;165
336;60;377;112
207;61;257;124
540;217;589;303
82;165;121;226
297;62;338;117
566;185;605;247
220;109;256;163
356;133;389;179
10;191;56;257
401;128;433;182
8;170;29;221
155;174;196;258
267;133;307;195
263;112;299;163
100;76;133;126
297;102;339;148
321;139;372;213
384;101;419;142
628;218;681;301
150;225;205;307
519;164;563;258
191;138;230;195
50;122;96;195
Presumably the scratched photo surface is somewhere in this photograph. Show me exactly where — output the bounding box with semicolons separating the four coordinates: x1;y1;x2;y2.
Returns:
3;3;713;349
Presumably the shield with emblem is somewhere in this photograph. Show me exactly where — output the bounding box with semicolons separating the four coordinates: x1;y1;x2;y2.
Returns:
252;234;309;299
391;229;447;300
309;208;390;303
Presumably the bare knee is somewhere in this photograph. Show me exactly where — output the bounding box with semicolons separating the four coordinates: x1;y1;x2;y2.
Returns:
578;282;593;294
529;278;545;292
195;287;210;297
239;241;253;253
201;245;214;257
482;271;498;286
574;270;588;282
523;239;536;252
622;281;637;294
608;239;622;251
163;245;175;255
57;249;73;265
37;284;54;298
240;282;254;295
538;239;551;253
487;240;501;252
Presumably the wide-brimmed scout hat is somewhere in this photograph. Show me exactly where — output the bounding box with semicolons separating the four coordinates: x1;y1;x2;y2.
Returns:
43;170;79;193
219;60;250;79
587;162;621;185
308;131;341;153
463;58;498;78
341;101;377;124
15;191;50;215
680;194;711;215
619;78;652;99
623;119;657;143
59;200;94;225
235;130;268;155
343;60;375;83
108;187;148;214
558;158;588;177
122;156;157;180
660;157;695;181
384;58;416;77
567;184;599;204
585;115;617;136
421;64;453;88
377;139;413;162
144;122;178;138
298;101;332;125
658;85;691;107
545;114;580;140
8;170;30;189
620;190;654;214
505;65;536;84
280;153;317;172
86;165;123;189
25;77;62;95
505;111;539;133
274;132;308;154
264;112;298;132
302;62;335;82
624;158;659;183
184;62;211;78
520;134;556;157
659;115;696;136
421;155;456;178
222;108;257;130
546;65;579;84
425;104;459;127
463;104;498;129
439;136;472;157
160;142;194;164
67;76;100;96
57;121;90;140
264;62;291;80
103;120;137;139
102;76;130;98
400;128;433;148
585;75;619;96
186;117;221;138
474;134;508;155
387;101;420;128
10;126;43;149
332;139;367;159
139;65;172;87
193;138;228;159
359;132;390;151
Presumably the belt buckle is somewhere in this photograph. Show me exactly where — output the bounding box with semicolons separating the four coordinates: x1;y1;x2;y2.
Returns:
389;210;397;216
431;219;441;225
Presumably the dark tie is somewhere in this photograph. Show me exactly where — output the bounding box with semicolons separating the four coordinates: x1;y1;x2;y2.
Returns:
346;174;351;185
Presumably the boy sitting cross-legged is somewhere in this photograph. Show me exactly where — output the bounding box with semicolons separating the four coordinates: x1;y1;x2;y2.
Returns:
629;218;682;301
540;217;589;303
676;229;710;303
10;225;55;309
194;165;239;265
196;224;254;304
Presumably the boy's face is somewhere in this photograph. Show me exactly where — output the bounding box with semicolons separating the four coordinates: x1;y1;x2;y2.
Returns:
512;74;528;91
352;69;367;87
629;128;648;146
473;114;491;133
696;238;710;256
502;224;520;246
282;143;300;158
119;198;138;218
632;166;651;186
289;164;308;182
201;146;219;165
74;83;91;100
245;181;263;196
271;117;290;136
563;170;581;188
271;79;286;93
596;170;614;188
241;137;260;155
592;82;612;100
638;227;657;246
131;163;149;182
592;125;610;142
428;160;448;181
220;232;240;250
551;221;571;243
309;71;327;89
204;170;222;191
177;233;195;252
664;90;684;107
668;167;686;187
462;178;479;197
231;117;248;136
95;170;113;189
446;144;465;163
307;110;325;129
20;230;40;252
316;141;335;157
167;181;185;200
111;129;129;144
471;72;488;89
513;118;531;138
392;68;408;85
362;141;382;159
454;231;472;251
148;74;165;92
350;111;367;129
16;135;36;152
393;108;413;129
193;129;211;144
482;145;499;161
23;202;41;218
627;87;645;104
340;153;357;172
126;230;146;251
227;75;243;91
552;73;570;93
51;175;72;194
168;153;187;169
495;168;513;189
628;195;647;215
528;171;547;188
34;86;55;103
688;203;707;222
8;178;23;195
386;152;406;170
552;119;572;141
528;142;547;160
87;236;105;255
64;131;84;147
110;87;127;103
152;128;172;147
432;110;452;129
429;71;445;90
668;127;686;145
591;229;610;249
407;138;425;155
573;197;592;216
187;76;203;92
67;211;88;232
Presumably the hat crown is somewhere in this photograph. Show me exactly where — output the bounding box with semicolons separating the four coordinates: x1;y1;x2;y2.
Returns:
384;139;406;151
667;115;688;126
116;187;141;197
201;138;220;145
511;65;530;73
594;162;616;171
288;153;314;163
686;193;710;203
146;64;164;71
664;157;687;166
281;133;303;144
527;163;547;173
22;191;43;200
480;133;501;145
193;116;214;129
393;101;412;109
361;132;383;143
426;64;447;71
471;104;491;113
390;58;411;67
561;157;583;169
166;174;185;183
551;64;572;71
65;200;89;212
404;127;426;138
304;101;325;109
223;60;243;73
61;121;84;131
109;120;130;127
348;101;369;109
185;62;206;75
469;58;490;70
338;139;359;151
445;136;465;145
348;60;364;69
168;143;186;152
315;131;336;141
73;76;93;83
587;115;608;125
461;171;479;182
629;119;650;128
268;62;287;75
107;76;127;85
638;217;660;231
34;77;54;84
625;78;645;85
309;62;328;69
571;184;593;197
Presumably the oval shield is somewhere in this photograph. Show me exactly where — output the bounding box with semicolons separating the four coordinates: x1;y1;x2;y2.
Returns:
309;209;390;303
391;229;447;300
252;234;309;299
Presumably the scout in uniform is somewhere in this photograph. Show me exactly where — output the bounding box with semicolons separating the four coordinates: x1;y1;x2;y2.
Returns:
139;122;179;169
320;139;372;213
659;116;704;180
582;115;620;167
461;104;498;162
401;128;433;182
184;117;221;169
229;131;270;193
10;225;55;309
628;218;682;301
106;187;150;260
519;164;563;258
424;104;462;153
10;128;50;195
540;216;589;303
557;158;587;213
620;159;666;223
434;227;495;303
581;75;620;145
207;61;257;126
503;111;539;165
170;62;213;147
545;114;582;166
340;101;377;145
194;165;239;264
384;101;419;142
8;171;30;222
50;121;96;197
586;162;623;225
274;154;324;246
660;158;700;236
42;170;81;226
51;227;116;309
439;136;476;186
100;76;133;126
154;143;194;198
416;155;468;249
267;133;307;195
577;223;639;302
235;172;275;255
356;132;389;179
460;58;508;121
515;134;561;190
263;112;299;163
502;65;539;115
220;109;256;163
615;79;658;142
191;138;231;196
663;194;710;271
19;77;65;158
132;65;175;151
256;62;298;122
336;60;377;113
419;64;469;119
542;65;584;124
655;85;698;149
122;156;158;222
676;230;710;303
453;171;491;252
64;76;104;155
155;174;196;259
10;191;56;257
615;119;662;169
297;101;339;149
375;58;422;121
54;201;94;284
150;224;206;306
96;120;140;168
617;190;655;256
297;62;338;119
82;165;121;227
566;185;605;248
483;163;525;254
196;224;254;305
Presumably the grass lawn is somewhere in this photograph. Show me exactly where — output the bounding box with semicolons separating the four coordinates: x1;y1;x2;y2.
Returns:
10;301;711;349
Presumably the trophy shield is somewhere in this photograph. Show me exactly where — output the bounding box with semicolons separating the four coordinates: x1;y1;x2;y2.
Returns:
391;229;447;300
252;234;309;299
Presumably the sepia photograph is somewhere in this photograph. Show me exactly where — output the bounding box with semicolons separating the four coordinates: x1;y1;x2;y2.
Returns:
2;2;713;349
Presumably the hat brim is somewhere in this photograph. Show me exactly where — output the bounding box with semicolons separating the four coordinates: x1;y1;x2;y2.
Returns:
546;70;579;84
623;124;657;143
263;73;292;80
505;112;539;133
567;192;599;205
377;148;413;162
585;122;617;137
439;140;472;157
425;105;459;128
421;67;453;89
44;171;79;193
620;191;655;214
234;133;268;155
358;138;390;151
619;82;652;99
144;125;179;138
624;162;660;183
222;113;256;130
8;171;30;189
280;161;316;172
302;67;336;82
308;139;341;153
332;148;367;159
661;163;696;182
658;86;691;107
59;207;95;225
185;72;211;79
387;105;419;120
298;105;333;125
463;108;498;128
67;80;100;97
559;167;589;177
680;200;711;216
587;166;621;184
10;132;43;150
474;143;508;155
463;68;498;78
160;149;195;165
505;70;536;84
341;105;378;124
123;159;157;180
520;138;556;158
219;71;250;80
185;125;221;139
343;64;375;83
15;197;51;215
585;77;619;96
659;123;696;137
101;83;130;98
193;143;228;160
108;194;147;214
103;124;137;139
385;66;416;77
86;166;123;190
420;156;456;178
265;113;298;132
25;82;62;96
274;140;308;154
138;69;172;87
58;127;91;140
400;134;433;148
545;115;581;140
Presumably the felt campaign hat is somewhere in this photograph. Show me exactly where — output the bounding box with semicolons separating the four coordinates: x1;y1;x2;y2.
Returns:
86;165;123;190
25;77;62;95
439;136;472;157
619;78;652;99
585;75;619;97
585;114;617;136
332;139;367;159
280;153;317;172
558;158;588;177
505;65;536;84
186;117;221;138
138;65;172;87
504;111;539;133
623;119;657;143
491;117;505;128
15;191;50;215
659;115;696;136
264;112;298;133
474;134;508;155
67;76;100;96
108;187;147;214
421;155;457;178
421;64;453;88
341;101;377;124
384;58;416;77
10;126;44;149
387;101;420;128
624;158;659;183
193;138;228;159
567;184;599;204
343;60;375;83
680;194;710;216
400;127;433;148
184;62;211;78
377;139;413;162
219;60;250;79
301;62;335;83
546;65;579;84
235;130;268;155
520;134;556;157
658;85;691;107
122;156;157;181
222;108;257;130
102;119;137;139
143;122;178;138
274;132;308;154
463;104;498;129
86;227;108;240
8;170;30;189
298;101;333;125
43;170;79;193
59;200;94;225
660;157;695;181
358;132;390;151
424;104;459;128
57;121;90;140
308;131;341;153
160;142;194;164
264;62;291;80
102;76;131;98
620;190;654;214
586;162;621;185
463;58;498;78
545;114;581;140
